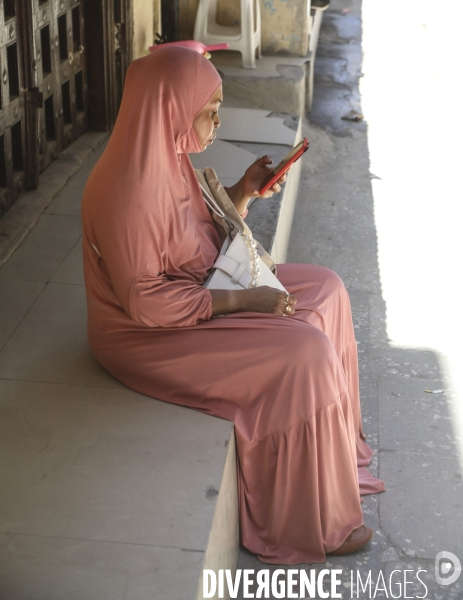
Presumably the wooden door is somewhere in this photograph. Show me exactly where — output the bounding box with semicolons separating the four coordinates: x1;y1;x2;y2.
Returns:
0;0;132;218
0;0;89;218
32;0;88;172
84;0;132;132
0;0;27;215
113;0;131;119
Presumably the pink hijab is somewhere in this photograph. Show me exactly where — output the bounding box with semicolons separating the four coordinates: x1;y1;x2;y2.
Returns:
81;47;224;328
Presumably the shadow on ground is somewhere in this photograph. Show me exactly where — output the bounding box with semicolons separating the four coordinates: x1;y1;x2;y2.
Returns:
235;2;463;598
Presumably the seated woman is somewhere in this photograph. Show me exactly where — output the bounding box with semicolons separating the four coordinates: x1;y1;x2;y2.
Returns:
81;46;385;564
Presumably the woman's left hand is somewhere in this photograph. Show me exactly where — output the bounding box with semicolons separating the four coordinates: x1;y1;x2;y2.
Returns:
243;155;288;199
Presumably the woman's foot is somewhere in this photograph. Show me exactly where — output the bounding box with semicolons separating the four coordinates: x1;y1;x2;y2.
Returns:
327;525;373;556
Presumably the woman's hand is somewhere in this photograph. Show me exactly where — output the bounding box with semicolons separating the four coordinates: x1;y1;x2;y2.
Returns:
240;287;297;316
210;287;297;317
225;156;290;216
242;155;289;199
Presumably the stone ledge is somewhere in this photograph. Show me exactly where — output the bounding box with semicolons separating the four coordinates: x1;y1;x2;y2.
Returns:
0;130;240;600
0;104;303;599
211;52;310;117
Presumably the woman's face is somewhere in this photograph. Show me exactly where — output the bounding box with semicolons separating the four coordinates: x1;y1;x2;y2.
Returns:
192;85;223;151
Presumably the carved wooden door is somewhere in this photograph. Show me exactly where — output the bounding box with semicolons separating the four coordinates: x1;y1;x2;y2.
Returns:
112;0;131;119
0;0;89;217
0;0;133;218
33;0;88;172
0;0;27;215
82;0;132;132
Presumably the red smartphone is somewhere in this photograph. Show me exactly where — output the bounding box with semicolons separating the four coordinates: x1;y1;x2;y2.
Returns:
258;137;309;195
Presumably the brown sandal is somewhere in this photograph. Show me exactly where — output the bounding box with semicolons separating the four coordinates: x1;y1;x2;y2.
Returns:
327;525;373;556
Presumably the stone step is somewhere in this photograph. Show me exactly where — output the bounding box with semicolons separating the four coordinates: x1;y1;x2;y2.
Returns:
0;107;303;600
208;3;325;117
191;106;302;599
210;51;311;117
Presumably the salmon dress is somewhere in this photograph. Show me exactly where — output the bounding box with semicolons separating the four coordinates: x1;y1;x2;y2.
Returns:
81;47;385;565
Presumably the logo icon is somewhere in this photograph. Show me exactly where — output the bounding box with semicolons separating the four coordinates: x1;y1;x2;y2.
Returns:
435;551;461;586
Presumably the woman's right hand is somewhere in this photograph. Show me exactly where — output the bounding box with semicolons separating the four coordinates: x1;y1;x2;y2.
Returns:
240;286;297;316
210;287;297;317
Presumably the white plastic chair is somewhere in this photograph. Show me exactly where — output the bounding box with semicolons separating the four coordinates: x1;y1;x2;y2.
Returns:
194;0;261;69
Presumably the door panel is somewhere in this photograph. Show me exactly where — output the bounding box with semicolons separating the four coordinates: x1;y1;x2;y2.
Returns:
0;0;90;217
0;0;27;215
33;0;88;172
0;0;132;218
83;0;132;131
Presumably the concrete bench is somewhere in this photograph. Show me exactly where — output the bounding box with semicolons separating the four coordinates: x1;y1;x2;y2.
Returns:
0;101;301;599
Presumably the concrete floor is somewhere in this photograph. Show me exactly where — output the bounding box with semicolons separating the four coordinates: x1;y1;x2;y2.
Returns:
0;136;236;600
235;1;463;598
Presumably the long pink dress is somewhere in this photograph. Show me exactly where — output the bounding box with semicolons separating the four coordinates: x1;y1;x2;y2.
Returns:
81;47;385;565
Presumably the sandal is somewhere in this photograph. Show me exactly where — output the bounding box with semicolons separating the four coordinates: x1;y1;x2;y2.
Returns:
327;525;373;556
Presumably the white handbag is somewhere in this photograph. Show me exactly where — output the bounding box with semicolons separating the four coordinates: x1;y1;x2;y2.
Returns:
199;182;287;293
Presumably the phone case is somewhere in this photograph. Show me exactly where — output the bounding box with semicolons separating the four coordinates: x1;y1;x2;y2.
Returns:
258;137;309;195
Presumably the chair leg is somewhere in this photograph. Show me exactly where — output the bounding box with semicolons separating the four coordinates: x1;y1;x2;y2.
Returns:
255;0;262;59
241;0;256;68
195;0;261;69
194;0;219;42
307;54;315;113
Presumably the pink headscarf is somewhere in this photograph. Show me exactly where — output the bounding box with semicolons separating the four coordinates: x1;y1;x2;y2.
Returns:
107;45;222;160
81;47;224;328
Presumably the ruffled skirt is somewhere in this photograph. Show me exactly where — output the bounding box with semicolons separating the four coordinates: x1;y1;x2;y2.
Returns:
89;263;385;564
